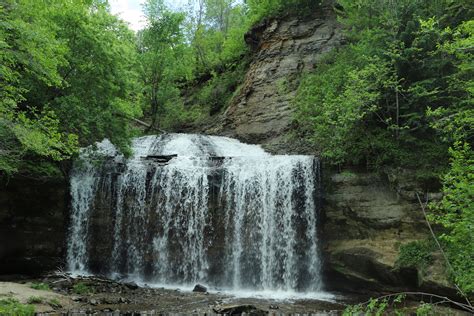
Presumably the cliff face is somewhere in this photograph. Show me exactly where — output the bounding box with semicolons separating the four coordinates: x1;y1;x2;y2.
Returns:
206;6;343;153
0;177;68;275
322;169;455;296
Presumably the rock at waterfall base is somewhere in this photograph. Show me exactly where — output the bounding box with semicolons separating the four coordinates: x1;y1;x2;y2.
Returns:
213;304;267;315
192;284;207;293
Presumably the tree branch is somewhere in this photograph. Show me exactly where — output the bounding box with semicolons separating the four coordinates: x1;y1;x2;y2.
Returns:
416;193;473;308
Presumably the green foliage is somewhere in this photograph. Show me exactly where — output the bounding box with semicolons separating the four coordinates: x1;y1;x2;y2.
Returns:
343;295;438;315
247;0;322;24
426;20;473;145
0;0;78;176
72;282;93;295
26;296;43;304
294;46;390;166
343;294;405;315
0;0;141;177
396;240;434;271
192;62;248;116
416;303;434;316
292;0;474;176
29;283;50;291
47;298;61;308
139;0;194;129
429;143;474;294
0;299;35;316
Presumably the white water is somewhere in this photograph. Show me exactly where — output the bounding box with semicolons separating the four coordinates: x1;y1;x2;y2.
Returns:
67;134;326;297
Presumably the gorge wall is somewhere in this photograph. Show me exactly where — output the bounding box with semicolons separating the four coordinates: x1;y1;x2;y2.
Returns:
0;177;68;275
322;169;455;296
205;4;343;153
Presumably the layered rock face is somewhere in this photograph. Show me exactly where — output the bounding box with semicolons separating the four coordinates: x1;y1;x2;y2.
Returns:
322;169;455;296
0;177;68;275
207;5;343;152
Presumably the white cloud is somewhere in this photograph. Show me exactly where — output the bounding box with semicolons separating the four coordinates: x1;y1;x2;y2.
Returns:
109;0;146;32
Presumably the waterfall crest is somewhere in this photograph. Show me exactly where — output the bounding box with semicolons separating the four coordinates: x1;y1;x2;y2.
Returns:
67;134;323;293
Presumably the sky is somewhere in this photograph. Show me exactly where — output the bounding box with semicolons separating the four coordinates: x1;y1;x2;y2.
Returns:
109;0;188;32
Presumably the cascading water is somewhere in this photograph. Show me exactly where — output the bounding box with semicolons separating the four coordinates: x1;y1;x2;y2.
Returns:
67;134;323;294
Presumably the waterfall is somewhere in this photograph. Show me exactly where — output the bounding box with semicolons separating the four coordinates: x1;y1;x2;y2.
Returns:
67;134;323;293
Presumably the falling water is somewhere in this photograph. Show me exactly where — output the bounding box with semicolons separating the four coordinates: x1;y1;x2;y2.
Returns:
67;134;323;293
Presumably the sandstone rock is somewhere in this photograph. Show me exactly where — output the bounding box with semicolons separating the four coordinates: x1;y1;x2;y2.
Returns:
204;6;343;152
322;168;457;298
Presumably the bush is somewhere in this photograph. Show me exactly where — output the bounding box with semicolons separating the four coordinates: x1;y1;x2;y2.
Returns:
72;282;93;295
0;299;35;316
396;240;434;270
247;0;322;24
48;298;62;308
193;64;248;117
26;296;43;304
29;282;50;291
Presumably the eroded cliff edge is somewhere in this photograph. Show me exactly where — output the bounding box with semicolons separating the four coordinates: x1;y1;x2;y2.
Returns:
205;5;343;153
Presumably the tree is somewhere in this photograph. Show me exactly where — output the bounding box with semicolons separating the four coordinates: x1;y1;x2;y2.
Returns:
0;0;142;176
140;0;194;130
0;0;77;175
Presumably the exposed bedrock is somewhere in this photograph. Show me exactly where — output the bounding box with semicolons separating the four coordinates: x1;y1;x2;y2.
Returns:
321;168;457;298
205;5;343;153
0;177;68;275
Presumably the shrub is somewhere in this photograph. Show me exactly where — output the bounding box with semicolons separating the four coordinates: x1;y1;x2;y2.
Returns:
48;298;62;308
72;282;93;295
30;282;50;291
26;296;43;304
396;240;434;270
0;299;35;316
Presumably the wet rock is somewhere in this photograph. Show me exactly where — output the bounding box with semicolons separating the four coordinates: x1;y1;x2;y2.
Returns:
104;297;118;304
124;281;139;290
192;284;207;293
119;297;128;304
0;177;67;275
213;304;267;315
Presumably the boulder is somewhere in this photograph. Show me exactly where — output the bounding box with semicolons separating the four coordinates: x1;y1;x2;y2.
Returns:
213;304;267;315
192;284;207;293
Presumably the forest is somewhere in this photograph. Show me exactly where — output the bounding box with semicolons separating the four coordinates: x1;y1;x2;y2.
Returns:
0;0;472;314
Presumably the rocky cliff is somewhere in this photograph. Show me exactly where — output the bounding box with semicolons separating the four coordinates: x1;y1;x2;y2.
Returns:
206;4;343;153
0;177;68;275
322;169;456;296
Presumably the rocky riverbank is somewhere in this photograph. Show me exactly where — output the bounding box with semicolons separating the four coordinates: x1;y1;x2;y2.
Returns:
2;275;471;315
0;275;346;315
